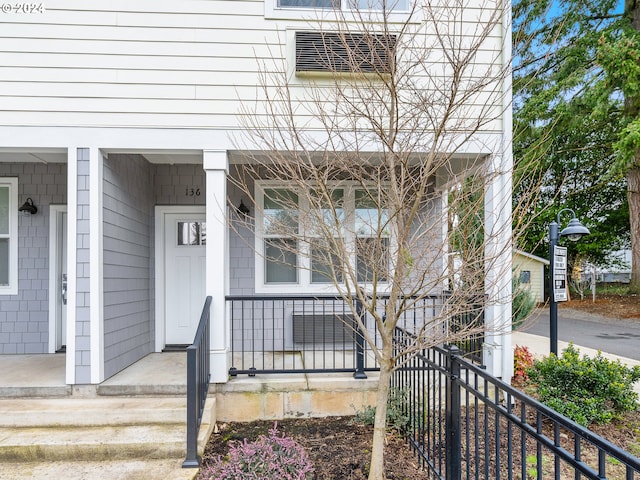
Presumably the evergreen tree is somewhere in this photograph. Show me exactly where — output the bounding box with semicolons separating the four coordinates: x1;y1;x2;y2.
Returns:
513;0;639;289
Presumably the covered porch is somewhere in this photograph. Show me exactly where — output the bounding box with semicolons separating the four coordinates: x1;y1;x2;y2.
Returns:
0;143;510;390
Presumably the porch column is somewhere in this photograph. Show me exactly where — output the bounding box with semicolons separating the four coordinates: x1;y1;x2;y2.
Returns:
483;152;512;380
483;5;513;380
204;150;229;383
66;147;104;385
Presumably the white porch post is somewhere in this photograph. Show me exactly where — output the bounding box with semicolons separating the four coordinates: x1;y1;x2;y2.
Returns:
483;153;512;379
483;2;513;380
65;147;78;385
204;150;229;383
89;148;104;384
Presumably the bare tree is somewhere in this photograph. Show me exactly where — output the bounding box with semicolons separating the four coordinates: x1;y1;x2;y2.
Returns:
229;1;512;478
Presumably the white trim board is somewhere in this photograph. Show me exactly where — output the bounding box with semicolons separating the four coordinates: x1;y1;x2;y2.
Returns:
48;204;67;354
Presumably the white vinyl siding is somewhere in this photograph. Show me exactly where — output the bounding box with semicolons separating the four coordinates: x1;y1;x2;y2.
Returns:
0;1;505;133
0;178;18;295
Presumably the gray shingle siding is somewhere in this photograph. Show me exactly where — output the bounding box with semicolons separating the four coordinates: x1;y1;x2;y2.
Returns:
229;222;255;295
227;173;255;295
75;148;91;383
103;154;154;378
154;164;205;206
0;162;67;355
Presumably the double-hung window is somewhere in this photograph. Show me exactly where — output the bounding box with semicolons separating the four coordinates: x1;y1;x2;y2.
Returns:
0;178;18;295
277;0;409;10
256;183;390;292
267;0;411;20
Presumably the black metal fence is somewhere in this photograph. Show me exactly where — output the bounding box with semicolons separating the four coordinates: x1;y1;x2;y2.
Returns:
183;296;212;469
226;294;483;377
392;327;640;480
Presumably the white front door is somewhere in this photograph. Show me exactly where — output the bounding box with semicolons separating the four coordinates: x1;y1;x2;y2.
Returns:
164;212;207;345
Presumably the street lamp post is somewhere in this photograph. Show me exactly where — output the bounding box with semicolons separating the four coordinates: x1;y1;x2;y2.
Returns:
548;209;590;355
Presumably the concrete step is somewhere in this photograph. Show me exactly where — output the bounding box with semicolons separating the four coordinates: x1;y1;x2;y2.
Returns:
0;397;199;428
0;395;216;465
0;424;187;462
0;458;198;480
0;385;72;398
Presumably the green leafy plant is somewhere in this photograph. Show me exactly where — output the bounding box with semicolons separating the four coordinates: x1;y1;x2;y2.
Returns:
200;423;314;480
528;344;640;426
525;454;551;478
352;388;411;432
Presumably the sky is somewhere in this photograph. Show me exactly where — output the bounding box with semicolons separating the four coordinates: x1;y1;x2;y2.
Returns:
546;0;625;18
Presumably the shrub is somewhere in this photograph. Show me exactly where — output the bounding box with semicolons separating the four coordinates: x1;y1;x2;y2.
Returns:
512;345;534;386
200;423;314;480
527;344;640;426
351;387;410;432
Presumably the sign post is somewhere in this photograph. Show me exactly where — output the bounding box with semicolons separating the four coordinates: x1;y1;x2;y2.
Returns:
548;210;590;355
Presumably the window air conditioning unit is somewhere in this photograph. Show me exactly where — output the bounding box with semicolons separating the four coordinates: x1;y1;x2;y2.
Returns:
292;313;356;345
295;31;396;76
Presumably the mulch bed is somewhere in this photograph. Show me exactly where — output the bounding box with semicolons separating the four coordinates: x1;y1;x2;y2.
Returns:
197;409;640;480
197;416;428;480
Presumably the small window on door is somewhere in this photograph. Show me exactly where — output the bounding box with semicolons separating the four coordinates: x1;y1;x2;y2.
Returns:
177;222;206;246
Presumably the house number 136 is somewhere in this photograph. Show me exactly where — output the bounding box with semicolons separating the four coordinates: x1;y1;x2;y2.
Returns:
185;188;201;197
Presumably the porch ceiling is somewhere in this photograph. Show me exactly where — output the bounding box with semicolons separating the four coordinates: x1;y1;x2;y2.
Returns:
0;148;204;165
0;149;67;163
228;150;487;188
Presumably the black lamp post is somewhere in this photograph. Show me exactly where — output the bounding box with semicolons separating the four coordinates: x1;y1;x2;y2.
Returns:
548;208;590;355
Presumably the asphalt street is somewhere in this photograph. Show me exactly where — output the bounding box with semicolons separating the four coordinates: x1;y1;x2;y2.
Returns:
518;307;640;361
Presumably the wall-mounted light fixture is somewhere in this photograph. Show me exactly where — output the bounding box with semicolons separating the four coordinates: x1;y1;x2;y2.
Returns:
237;199;250;217
18;197;38;216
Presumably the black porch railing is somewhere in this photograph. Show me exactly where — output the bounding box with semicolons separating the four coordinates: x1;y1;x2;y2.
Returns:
449;297;485;364
227;295;379;377
392;327;640;479
182;296;212;469
226;294;484;377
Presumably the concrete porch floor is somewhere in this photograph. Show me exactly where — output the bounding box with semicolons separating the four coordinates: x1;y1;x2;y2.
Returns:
0;351;380;403
0;352;189;397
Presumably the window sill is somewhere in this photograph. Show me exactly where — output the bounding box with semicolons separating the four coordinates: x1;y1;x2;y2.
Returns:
255;282;390;295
